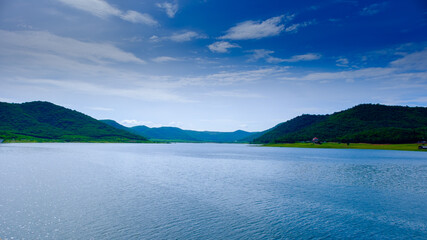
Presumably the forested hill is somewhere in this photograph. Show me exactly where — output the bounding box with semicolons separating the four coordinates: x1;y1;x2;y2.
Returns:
0;101;147;142
253;104;427;144
101;120;258;143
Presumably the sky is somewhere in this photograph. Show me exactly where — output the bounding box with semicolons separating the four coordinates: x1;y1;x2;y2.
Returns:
0;0;427;131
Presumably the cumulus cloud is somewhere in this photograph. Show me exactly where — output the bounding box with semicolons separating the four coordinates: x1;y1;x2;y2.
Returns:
57;0;158;25
152;56;180;63
248;49;321;63
220;15;286;40
157;1;178;18
208;41;240;53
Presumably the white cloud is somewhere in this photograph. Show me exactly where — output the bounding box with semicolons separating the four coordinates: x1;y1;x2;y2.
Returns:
220;15;285;40
282;53;321;62
336;58;349;67
152;56;180;63
19;78;191;103
121;119;152;127
390;48;427;71
247;49;274;62
248;49;321;63
0;30;146;64
178;67;289;86
285;20;315;33
208;41;240;53
120;120;184;128
149;31;207;42
149;35;160;42
360;2;388;16
157;2;178;18
280;67;396;82
57;0;158;25
120;10;158;25
169;31;207;42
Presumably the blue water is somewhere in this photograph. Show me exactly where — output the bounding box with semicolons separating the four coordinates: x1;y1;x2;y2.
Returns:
0;143;426;239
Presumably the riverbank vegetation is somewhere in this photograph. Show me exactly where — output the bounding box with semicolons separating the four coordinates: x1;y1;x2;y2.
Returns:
263;142;425;151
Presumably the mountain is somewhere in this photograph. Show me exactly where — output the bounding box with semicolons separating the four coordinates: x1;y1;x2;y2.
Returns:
131;126;199;141
184;129;256;143
0;101;148;142
253;104;427;144
101;120;258;143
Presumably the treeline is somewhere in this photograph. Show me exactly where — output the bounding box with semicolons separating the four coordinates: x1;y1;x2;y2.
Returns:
0;101;147;142
253;104;427;144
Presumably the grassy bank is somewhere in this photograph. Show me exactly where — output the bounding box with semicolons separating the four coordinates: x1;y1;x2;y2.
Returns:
1;137;151;143
263;142;426;151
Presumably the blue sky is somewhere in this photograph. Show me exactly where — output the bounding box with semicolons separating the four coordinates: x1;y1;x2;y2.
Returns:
0;0;426;131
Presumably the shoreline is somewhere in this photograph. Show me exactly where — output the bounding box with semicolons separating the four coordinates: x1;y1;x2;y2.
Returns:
262;142;426;152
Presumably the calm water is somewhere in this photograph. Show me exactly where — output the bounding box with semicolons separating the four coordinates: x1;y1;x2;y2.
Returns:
0;143;426;239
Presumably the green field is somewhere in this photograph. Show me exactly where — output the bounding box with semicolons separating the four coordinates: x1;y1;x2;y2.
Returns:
263;142;426;151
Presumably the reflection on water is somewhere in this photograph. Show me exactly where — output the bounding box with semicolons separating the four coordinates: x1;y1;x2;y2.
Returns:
0;143;426;239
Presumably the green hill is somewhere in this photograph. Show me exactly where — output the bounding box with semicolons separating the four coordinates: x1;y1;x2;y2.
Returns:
0;101;148;142
254;114;327;143
101;120;257;143
253;104;427;144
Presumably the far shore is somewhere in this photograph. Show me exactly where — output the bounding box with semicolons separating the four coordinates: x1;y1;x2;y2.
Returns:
263;142;426;152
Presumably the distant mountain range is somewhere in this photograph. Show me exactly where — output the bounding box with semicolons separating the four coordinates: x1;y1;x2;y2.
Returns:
101;120;259;143
253;104;427;144
0;101;147;142
1;101;426;144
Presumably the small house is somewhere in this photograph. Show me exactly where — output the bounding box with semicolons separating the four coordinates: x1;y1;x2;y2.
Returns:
312;137;320;144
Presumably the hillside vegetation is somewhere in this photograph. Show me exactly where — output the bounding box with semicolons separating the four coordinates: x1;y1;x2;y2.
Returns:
0;101;148;142
253;104;427;144
101;120;258;143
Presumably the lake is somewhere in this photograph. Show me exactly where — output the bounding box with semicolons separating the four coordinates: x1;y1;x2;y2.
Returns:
0;143;426;239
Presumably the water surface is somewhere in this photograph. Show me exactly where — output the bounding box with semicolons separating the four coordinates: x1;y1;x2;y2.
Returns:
0;143;426;239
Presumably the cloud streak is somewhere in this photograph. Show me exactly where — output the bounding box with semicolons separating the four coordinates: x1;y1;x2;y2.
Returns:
248;49;321;63
285;20;315;33
208;41;240;53
19;78;191;103
0;30;146;64
360;2;388;16
219;15;286;40
57;0;158;25
169;31;207;42
151;56;180;63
